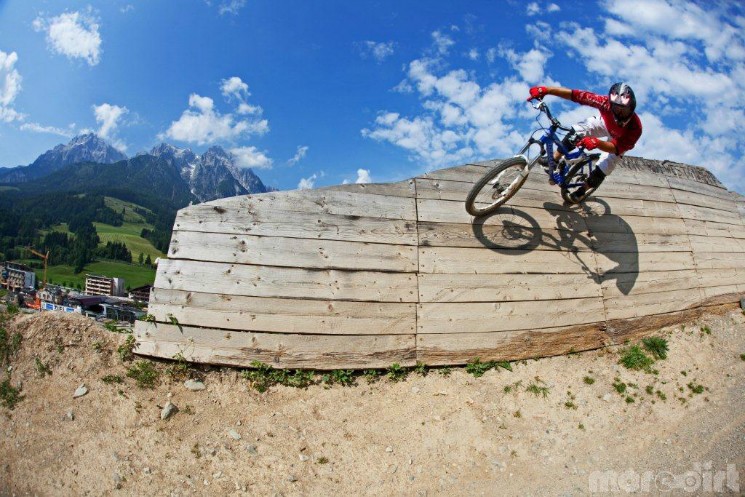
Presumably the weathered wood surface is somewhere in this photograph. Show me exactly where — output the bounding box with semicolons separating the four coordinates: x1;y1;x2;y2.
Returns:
137;158;745;368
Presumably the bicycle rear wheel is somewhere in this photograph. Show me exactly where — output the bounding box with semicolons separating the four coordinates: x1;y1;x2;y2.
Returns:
465;157;529;216
560;160;597;204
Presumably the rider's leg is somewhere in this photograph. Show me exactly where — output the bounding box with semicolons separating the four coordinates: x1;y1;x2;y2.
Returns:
571;152;619;200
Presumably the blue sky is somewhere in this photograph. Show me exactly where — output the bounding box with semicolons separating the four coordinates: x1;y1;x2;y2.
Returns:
0;0;743;193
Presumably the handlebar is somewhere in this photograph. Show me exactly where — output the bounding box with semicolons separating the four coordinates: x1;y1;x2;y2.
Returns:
530;98;573;132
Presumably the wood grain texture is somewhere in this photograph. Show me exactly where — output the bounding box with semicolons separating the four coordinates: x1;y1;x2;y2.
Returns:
136;160;745;369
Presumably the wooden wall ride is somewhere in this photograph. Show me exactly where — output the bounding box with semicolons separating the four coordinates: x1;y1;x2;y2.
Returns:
134;158;745;369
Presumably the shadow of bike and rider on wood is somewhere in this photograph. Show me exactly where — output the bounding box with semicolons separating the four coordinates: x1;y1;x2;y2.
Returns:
470;197;639;295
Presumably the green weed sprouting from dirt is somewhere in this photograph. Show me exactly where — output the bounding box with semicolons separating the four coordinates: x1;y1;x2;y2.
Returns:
242;361;315;392
35;357;52;377
619;345;655;372
5;303;19;316
126;360;160;388
117;334;136;362
438;367;452;377
642;337;669;360
0;328;22;367
700;325;711;335
613;378;627;394
321;369;356;387
740;353;745;362
583;376;595;385
386;363;408;382
526;380;550;398
687;382;705;394
102;374;124;384
414;361;428;377
165;352;190;380
0;376;23;409
465;358;512;378
363;369;381;384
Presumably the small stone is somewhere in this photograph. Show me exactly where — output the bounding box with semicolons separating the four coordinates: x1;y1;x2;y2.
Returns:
236;420;241;426
143;467;151;475
385;446;393;453
411;387;420;394
740;297;745;310
228;429;241;440
73;384;88;398
184;379;206;391
213;471;222;478
246;444;258;455
288;475;298;483
602;393;612;402
161;401;177;420
299;455;310;462
65;410;75;421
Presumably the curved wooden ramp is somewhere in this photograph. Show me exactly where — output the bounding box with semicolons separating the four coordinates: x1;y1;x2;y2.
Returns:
133;157;745;369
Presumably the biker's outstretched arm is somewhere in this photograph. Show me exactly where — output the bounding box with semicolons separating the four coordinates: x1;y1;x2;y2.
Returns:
527;86;571;101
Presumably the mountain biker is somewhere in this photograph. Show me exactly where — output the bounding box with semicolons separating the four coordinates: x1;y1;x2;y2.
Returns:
527;83;642;202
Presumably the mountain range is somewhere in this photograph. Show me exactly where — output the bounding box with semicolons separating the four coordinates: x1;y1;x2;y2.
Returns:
0;134;271;203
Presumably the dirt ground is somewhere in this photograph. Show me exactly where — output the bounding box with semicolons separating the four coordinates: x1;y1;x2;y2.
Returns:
1;308;743;496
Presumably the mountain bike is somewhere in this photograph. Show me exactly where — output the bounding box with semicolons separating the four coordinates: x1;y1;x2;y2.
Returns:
465;98;601;217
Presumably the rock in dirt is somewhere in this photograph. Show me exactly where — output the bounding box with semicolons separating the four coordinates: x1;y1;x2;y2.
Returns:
73;384;88;398
228;429;242;440
161;401;178;420
184;379;206;391
65;410;75;421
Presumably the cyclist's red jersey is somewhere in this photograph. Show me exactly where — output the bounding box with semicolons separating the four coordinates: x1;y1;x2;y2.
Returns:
571;89;642;156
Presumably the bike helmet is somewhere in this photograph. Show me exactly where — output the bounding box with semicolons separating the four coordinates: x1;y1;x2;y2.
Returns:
608;82;636;125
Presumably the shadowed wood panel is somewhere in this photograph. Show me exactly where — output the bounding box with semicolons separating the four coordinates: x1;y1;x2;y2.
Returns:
417;273;602;302
595;251;695;273
154;259;418;302
149;288;416;335
417;297;606;334
600;269;701;298
168;231;418;272
418;246;596;275
134;322;417;369
418;220;594;252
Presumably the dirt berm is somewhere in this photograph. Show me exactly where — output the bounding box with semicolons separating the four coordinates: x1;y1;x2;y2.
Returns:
1;310;743;496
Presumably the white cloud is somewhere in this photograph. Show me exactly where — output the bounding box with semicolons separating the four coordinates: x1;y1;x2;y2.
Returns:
501;47;550;83
20;122;73;137
359;41;395;63
120;5;134;14
526;2;540;15
287;145;308;166
162;81;269;145
547;3;560;13
527;1;559;15
230;146;272;169
34;9;102;66
217;0;246;15
93;103;128;140
298;173;317;190
467;48;479;61
355;169;371;184
0;50;22;122
432;31;455;55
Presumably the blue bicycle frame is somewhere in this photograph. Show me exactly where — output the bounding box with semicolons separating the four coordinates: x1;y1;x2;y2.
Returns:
517;99;596;190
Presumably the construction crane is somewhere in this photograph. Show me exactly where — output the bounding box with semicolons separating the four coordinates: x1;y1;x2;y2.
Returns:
26;247;50;289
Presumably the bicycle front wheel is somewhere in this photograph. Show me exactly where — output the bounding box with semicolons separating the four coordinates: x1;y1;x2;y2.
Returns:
465;157;529;216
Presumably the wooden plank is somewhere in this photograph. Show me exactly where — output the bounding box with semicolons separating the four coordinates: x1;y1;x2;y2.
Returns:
418;273;601;302
604;287;703;320
676;203;742;225
671;186;738;211
417;197;589;230
154;259;418;302
173;208;418;245
689;235;745;253
600;269;700;298
695;268;745;288
199;189;417;220
417;297;606;334
416;324;609;365
692;252;745;270
591;232;692;253
168;231;418;272
684;218;745;238
701;285;741;300
149;288;416;335
418;220;594;252
418;246;597;275
133;322;416;369
585;213;689;235
595;251;696;274
667;176;735;201
319;179;415;198
419;163;491;183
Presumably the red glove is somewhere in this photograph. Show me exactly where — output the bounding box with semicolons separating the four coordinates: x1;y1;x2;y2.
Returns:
527;86;547;101
577;136;600;150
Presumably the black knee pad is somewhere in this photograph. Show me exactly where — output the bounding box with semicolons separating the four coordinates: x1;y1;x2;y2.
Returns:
587;167;606;189
561;130;581;151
